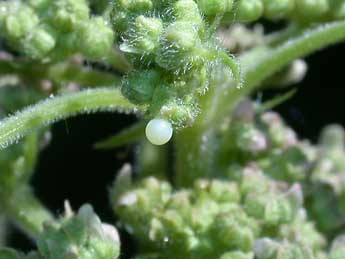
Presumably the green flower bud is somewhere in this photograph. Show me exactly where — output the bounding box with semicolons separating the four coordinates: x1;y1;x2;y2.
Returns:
197;0;234;16
122;70;160;105
198;180;241;204
330;0;345;19
4;5;39;40
48;0;90;32
77;17;115;60
262;0;295;19
174;0;203;24
22;26;57;60
235;0;264;22
264;198;293;225
155;21;203;72
118;0;153;12
294;0;329;21
37;204;120;259
330;236;345;259
254;238;279;258
212;217;254;252
120;15;163;55
319;124;345;150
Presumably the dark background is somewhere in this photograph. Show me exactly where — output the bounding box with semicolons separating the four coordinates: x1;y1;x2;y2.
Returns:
6;31;345;257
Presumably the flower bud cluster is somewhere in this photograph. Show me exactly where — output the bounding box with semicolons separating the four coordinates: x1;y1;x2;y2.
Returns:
112;0;239;127
0;0;114;61
111;171;325;258
221;100;345;238
218;0;345;23
37;204;120;259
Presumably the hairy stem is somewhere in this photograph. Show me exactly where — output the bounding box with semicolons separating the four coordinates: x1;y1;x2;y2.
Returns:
215;20;345;126
0;186;53;239
0;88;140;149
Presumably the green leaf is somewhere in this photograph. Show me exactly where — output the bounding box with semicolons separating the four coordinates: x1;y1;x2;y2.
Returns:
94;121;145;149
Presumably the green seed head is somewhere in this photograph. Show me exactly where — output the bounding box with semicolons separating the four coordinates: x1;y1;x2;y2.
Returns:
48;0;90;32
263;0;295;19
120;15;163;55
77;17;115;60
197;0;234;16
22;26;57;60
236;0;264;22
122;70;160;105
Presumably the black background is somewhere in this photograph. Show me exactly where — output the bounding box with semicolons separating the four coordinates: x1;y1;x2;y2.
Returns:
6;29;345;258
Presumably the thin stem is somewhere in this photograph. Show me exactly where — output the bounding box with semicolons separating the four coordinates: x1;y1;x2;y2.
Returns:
0;186;53;239
213;20;345;126
0;88;140;149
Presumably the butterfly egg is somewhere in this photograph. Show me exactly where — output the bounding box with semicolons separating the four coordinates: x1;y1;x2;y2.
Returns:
145;119;173;145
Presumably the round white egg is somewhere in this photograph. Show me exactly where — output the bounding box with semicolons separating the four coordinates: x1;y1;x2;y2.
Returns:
145;119;173;145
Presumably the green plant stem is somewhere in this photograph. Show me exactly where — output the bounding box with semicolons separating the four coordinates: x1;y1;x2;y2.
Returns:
0;186;53;239
174;127;217;187
95;121;145;149
0;215;5;246
214;20;345;127
0;88;140;149
138;139;168;180
0;60;120;88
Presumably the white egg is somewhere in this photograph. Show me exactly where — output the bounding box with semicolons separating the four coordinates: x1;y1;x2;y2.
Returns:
145;119;173;145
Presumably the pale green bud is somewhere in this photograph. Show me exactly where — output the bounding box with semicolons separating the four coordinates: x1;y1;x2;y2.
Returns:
330;236;345;259
77;17;115;60
319;124;345;150
37;204;120;259
236;0;264;22
294;0;329;21
22;26;57;60
4;5;39;40
118;0;153;12
120;16;163;55
331;0;345;19
197;0;233;16
48;0;90;32
262;0;295;19
155;21;202;72
174;0;203;24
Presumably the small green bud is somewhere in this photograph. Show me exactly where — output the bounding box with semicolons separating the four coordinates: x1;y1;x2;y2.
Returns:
236;0;264;22
5;6;39;39
37;204;120;259
331;0;345;19
48;0;90;32
118;0;153;12
122;70;160;104
319;124;345;150
330;236;345;259
174;0;203;24
294;0;329;21
22;26;57;59
254;238;279;258
197;0;234;16
120;15;163;54
156;21;202;72
262;0;295;19
78;17;115;60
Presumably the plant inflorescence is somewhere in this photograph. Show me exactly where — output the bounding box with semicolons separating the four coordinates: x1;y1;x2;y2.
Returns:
1;0;345;258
